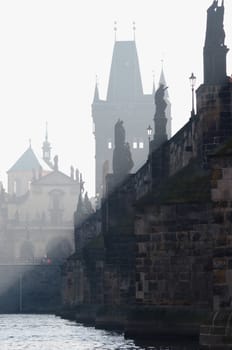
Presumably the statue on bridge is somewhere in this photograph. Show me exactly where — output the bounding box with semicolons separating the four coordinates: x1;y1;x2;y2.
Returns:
152;83;168;150
113;120;134;180
154;83;168;117
204;0;228;84
206;0;225;47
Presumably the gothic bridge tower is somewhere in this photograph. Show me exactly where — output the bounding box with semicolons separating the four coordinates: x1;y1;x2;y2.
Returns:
92;37;171;197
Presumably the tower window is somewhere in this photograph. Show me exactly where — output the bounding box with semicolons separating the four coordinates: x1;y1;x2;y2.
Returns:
133;142;138;149
108;141;112;149
139;142;144;149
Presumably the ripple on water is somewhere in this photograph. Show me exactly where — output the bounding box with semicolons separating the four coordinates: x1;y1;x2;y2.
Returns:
0;314;199;350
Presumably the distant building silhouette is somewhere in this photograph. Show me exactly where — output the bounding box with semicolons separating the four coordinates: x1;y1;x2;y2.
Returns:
0;134;81;263
92;39;172;197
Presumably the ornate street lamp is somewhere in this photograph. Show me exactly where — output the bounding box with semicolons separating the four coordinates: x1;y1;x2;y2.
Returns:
189;72;196;118
147;125;152;154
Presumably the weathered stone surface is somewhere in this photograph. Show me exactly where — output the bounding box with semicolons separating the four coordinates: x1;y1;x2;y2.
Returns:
60;8;232;346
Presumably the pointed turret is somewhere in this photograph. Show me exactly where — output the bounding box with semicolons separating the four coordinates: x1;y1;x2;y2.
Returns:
93;81;100;102
158;68;172;138
152;72;156;96
152;82;156;96
42;123;52;166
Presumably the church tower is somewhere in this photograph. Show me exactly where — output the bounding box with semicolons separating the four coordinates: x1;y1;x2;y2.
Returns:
92;39;155;197
42;123;52;167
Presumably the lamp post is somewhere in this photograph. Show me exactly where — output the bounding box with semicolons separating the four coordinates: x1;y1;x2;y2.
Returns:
147;125;152;154
189;73;196;118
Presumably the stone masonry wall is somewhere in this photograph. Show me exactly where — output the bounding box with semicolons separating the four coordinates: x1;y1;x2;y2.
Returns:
61;82;232;338
135;202;213;308
210;149;232;310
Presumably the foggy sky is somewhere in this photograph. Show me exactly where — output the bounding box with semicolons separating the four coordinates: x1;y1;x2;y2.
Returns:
0;0;231;196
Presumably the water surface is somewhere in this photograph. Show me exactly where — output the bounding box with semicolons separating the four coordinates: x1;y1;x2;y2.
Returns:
0;314;199;350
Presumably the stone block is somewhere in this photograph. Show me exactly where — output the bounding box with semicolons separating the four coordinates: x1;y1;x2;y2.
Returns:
213;258;227;269
212;189;221;201
223;168;232;180
213;284;228;296
214;270;226;284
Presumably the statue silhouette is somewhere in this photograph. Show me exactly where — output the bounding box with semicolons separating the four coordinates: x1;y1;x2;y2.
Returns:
154;84;167;116
113;120;133;178
204;0;228;84
206;0;225;47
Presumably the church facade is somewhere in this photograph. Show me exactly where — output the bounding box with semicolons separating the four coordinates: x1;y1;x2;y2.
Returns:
0;132;81;263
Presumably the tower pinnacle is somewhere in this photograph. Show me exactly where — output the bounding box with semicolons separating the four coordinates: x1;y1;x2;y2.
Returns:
42;122;51;165
93;76;100;102
152;70;155;95
114;21;117;42
133;21;136;41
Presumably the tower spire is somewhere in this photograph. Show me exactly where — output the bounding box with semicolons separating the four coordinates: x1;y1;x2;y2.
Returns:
93;75;100;102
158;66;172;138
152;70;155;95
42;122;52;165
133;21;136;41
114;21;117;42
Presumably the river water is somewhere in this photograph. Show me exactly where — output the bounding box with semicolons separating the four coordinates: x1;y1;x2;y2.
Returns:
0;314;199;350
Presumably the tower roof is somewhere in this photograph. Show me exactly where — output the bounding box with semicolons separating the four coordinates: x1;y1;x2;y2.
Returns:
106;40;143;102
93;81;100;102
8;146;52;173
